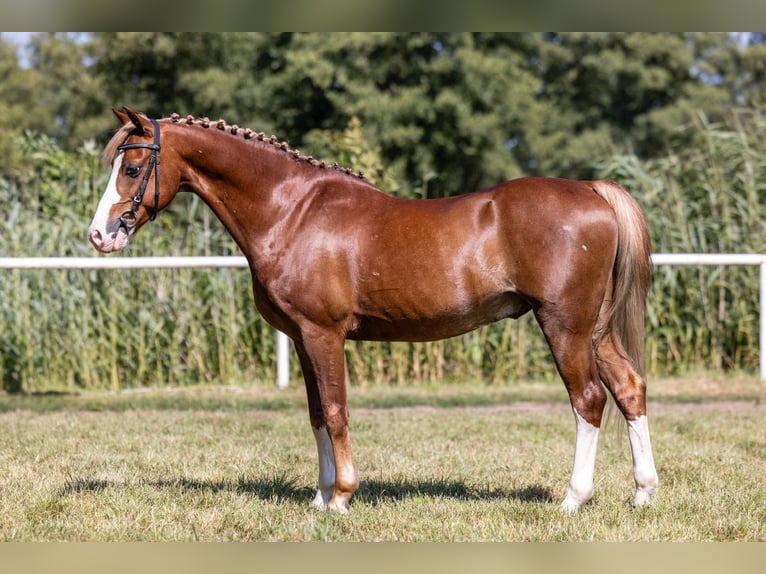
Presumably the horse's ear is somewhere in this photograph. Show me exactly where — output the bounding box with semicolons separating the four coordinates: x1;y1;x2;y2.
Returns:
117;106;148;136
112;108;130;125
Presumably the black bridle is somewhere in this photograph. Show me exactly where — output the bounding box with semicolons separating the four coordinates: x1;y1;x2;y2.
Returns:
117;117;161;231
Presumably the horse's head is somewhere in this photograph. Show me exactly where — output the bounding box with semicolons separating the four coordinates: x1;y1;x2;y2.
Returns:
88;107;176;253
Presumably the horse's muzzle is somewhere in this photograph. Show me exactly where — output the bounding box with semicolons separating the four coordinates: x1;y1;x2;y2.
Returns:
88;226;129;253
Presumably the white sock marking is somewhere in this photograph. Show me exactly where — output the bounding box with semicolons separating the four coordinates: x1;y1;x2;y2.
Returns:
561;407;600;513
311;426;335;507
627;415;658;506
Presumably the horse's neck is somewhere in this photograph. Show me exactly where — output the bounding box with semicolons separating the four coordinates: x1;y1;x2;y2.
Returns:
176;129;306;253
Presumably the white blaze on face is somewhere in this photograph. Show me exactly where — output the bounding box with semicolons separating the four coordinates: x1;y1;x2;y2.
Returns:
88;152;130;252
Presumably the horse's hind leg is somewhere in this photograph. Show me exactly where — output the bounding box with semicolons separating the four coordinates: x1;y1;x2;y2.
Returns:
595;334;658;507
535;307;607;513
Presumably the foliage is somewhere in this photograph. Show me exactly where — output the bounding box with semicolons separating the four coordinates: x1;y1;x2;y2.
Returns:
0;132;268;392
303;116;401;194
600;109;766;374
2;32;764;189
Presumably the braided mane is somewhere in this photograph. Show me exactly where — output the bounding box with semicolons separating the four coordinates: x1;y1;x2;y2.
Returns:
103;112;366;181
169;113;366;180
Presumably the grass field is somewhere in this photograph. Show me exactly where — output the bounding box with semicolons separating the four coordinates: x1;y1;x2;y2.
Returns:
0;374;763;541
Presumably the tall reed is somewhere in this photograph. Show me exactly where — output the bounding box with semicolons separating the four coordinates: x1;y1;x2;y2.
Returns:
1;111;763;392
600;109;766;375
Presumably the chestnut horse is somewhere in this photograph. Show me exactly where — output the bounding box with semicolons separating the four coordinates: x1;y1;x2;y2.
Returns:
88;108;658;513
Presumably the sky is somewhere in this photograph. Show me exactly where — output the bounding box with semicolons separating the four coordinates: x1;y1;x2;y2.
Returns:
2;32;37;66
2;32;92;67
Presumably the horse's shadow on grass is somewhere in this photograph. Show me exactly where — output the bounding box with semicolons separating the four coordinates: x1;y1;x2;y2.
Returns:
355;479;554;505
58;475;554;506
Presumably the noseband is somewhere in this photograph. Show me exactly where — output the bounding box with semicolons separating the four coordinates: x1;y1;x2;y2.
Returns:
117;117;161;231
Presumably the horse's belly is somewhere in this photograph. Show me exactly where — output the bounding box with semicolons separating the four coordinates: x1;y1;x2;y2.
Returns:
349;291;530;342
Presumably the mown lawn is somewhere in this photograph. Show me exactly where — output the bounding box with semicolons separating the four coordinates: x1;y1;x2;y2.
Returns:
0;375;763;541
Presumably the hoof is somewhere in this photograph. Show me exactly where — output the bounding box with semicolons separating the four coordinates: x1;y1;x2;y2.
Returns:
560;485;592;514
327;500;349;514
310;489;350;513
311;484;336;509
560;497;582;515
632;486;656;508
310;488;331;508
326;493;351;514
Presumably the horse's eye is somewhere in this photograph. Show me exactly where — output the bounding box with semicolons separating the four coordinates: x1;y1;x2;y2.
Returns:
124;164;141;178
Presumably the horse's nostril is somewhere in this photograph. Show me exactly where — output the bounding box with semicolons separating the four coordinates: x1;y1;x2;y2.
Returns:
89;229;103;248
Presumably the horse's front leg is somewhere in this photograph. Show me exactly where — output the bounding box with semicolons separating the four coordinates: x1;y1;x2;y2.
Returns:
295;342;335;507
295;332;358;513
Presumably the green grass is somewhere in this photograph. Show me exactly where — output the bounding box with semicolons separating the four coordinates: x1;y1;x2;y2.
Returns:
0;375;764;541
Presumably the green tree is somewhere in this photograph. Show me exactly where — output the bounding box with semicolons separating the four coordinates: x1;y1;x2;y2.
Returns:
6;32;766;194
86;33;538;195
0;35;49;175
251;33;539;197
90;32;275;125
521;33;734;176
0;33;107;177
26;33;109;147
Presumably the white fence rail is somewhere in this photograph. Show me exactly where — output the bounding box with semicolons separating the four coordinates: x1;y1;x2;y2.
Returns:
1;254;766;383
0;255;289;389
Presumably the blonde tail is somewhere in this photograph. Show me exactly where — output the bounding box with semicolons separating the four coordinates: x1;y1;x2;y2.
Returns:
591;180;652;376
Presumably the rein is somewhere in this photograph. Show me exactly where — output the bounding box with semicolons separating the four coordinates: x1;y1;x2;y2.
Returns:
117;117;161;231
